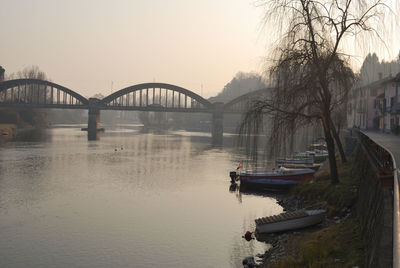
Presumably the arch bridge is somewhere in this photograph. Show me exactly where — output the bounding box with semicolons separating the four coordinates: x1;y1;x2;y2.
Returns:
0;79;270;143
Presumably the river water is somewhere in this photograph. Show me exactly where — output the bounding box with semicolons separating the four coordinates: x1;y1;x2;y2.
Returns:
0;126;282;268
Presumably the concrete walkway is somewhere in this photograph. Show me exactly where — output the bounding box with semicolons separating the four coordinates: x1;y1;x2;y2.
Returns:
364;131;400;168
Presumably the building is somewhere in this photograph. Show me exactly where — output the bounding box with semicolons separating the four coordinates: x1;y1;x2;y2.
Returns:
349;73;400;133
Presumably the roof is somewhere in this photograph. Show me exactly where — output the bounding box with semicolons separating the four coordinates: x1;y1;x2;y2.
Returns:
356;72;400;91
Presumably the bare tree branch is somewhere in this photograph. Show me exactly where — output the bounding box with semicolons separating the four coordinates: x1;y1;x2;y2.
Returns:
240;0;392;184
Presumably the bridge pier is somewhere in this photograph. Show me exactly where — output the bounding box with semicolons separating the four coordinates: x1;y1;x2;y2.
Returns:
88;98;101;140
211;102;224;145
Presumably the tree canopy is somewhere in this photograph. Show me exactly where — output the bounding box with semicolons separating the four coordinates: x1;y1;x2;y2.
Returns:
241;0;392;184
209;72;268;103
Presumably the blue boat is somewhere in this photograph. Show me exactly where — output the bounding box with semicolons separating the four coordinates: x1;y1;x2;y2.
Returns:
241;178;300;190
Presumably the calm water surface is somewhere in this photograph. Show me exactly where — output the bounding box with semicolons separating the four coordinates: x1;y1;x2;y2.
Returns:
0;126;282;267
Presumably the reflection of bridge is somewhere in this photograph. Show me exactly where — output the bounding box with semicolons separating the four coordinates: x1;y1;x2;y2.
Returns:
0;79;270;142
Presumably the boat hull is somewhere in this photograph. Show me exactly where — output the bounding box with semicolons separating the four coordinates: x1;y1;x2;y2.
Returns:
279;164;321;171
240;179;300;191
255;210;325;234
313;155;328;163
240;171;314;183
276;158;314;165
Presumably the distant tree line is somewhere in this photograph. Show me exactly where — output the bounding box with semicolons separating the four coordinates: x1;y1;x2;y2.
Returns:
166;72;269;132
0;66;47;128
358;52;400;85
208;72;269;103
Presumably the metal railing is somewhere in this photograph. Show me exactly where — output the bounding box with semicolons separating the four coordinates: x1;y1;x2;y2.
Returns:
394;169;400;268
356;130;393;172
356;129;399;268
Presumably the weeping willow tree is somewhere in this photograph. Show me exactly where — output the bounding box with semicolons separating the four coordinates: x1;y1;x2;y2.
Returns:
241;0;393;184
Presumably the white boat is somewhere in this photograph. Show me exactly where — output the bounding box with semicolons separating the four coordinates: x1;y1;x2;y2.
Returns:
309;141;327;151
255;209;326;234
295;150;328;163
275;157;314;165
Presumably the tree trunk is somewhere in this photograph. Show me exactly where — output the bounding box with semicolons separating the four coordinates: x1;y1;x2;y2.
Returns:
322;116;339;184
328;116;347;163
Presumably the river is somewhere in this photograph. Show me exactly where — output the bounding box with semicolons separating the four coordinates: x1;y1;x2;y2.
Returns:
0;125;282;268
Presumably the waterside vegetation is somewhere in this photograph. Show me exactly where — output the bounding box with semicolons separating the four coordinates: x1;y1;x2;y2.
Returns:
263;156;365;267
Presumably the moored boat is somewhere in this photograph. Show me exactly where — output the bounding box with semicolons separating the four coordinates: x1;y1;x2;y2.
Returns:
309;141;327;151
255;209;326;234
295;150;328;163
275;157;314;165
279;163;321;171
240;178;300;190
240;167;315;184
236;167;315;190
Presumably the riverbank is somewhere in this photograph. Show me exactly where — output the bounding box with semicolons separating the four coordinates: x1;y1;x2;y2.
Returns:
258;158;365;267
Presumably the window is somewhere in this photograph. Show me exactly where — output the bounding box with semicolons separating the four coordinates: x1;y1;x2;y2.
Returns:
370;88;377;97
383;98;386;113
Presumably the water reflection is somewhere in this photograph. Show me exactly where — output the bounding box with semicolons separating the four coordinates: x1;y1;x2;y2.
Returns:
0;126;282;268
229;182;238;192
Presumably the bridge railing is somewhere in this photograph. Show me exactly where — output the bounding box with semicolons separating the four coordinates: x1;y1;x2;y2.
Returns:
356;129;399;268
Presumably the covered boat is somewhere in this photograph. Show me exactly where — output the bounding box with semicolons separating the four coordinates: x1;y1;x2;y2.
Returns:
255;209;326;234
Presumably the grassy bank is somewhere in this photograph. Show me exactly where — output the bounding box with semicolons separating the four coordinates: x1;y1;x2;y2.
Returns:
271;159;365;268
291;160;358;215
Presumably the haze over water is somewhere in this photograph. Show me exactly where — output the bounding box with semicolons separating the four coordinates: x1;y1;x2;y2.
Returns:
0;126;282;267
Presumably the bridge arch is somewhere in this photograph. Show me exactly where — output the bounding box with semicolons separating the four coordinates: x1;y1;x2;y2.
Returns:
223;87;273;113
101;83;213;112
0;79;89;107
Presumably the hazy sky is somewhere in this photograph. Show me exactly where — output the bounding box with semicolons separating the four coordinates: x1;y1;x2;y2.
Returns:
1;0;399;98
1;0;267;98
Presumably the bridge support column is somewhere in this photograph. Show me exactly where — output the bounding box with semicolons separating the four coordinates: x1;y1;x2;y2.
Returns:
211;102;224;145
88;98;101;140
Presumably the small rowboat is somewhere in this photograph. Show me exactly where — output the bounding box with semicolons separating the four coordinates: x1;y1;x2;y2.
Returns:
278;163;321;171
240;167;315;184
255;209;326;234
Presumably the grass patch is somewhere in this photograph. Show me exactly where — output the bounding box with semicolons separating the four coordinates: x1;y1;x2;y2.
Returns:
290;159;359;214
270;158;366;267
274;218;365;268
